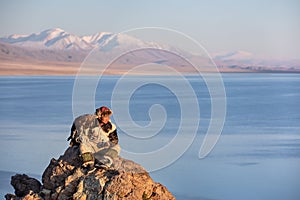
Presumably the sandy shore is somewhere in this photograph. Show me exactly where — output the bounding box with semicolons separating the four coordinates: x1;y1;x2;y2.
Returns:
0;61;256;76
0;61;81;76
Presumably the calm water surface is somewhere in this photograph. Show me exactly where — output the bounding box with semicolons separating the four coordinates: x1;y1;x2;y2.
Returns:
0;74;299;200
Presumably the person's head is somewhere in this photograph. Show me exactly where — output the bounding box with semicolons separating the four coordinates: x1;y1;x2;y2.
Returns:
95;106;113;124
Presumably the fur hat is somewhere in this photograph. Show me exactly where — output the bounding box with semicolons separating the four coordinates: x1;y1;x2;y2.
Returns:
95;106;113;117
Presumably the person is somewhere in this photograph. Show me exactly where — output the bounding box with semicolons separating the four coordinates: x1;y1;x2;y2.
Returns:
68;106;120;172
95;106;119;146
94;106;120;168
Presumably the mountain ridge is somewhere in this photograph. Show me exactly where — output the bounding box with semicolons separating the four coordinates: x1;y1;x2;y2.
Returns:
0;28;159;52
0;28;299;74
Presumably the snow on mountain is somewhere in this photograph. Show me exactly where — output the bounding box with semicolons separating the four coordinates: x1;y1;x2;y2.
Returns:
81;32;113;45
0;29;169;53
98;33;151;52
213;50;300;70
0;28;92;51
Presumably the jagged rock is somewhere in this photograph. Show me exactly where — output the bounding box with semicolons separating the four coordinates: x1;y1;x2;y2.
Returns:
9;174;41;197
5;191;43;200
6;146;175;200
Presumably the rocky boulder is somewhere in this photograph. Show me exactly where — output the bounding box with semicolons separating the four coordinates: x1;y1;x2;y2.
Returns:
5;145;175;200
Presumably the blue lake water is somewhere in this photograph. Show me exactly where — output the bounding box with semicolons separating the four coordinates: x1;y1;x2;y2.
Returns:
0;74;300;199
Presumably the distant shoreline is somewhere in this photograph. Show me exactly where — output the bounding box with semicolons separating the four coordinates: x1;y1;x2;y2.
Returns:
1;71;299;76
0;63;299;76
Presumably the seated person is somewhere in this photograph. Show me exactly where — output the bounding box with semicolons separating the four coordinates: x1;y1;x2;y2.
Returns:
68;106;120;170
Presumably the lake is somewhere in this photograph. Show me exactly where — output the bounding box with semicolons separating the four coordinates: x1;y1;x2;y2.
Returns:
0;73;299;200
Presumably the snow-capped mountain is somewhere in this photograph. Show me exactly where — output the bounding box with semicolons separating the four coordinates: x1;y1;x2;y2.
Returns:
0;28;299;73
0;28;167;52
0;28;193;70
213;50;300;70
0;28;93;51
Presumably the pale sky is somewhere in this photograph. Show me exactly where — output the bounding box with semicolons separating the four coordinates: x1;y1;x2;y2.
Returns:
0;0;299;59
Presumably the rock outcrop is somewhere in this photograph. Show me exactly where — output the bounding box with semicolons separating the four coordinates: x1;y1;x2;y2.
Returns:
5;145;175;200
